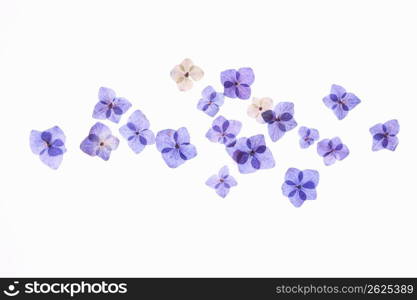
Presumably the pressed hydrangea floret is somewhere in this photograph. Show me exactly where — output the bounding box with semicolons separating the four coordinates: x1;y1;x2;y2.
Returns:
156;127;197;168
170;58;204;91
298;126;319;149
93;87;132;123
30;126;67;169
221;68;254;100
227;134;275;174
206;116;242;146
206;166;238;198
282;168;319;207
80;122;119;161
197;86;224;117
119;110;155;154
247;97;273;123
369;119;399;151
261;102;297;142
322;84;361;120
317;137;349;166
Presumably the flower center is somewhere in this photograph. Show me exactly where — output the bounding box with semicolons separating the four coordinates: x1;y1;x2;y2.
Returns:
258;107;262;111
135;132;139;135
184;72;189;78
250;150;255;156
220;178;224;183
175;144;180;149
100;142;104;146
296;185;302;189
108;103;113;109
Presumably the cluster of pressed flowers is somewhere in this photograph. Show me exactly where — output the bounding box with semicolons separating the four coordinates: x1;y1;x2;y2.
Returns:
30;58;400;207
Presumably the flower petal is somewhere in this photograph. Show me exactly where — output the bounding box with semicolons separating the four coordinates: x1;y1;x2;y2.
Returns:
332;104;349;120
177;77;193;91
334;144;349;161
39;150;63;169
274;102;294;116
218;166;229;178
330;84;347;98
268;122;285;142
206;175;219;189
384;119;400;135
89;122;112;140
161;149;185;168
215;184;230;198
224;175;237;187
220;69;237;85
180;58;194;72
92;101;110;119
317;139;331;156
179;144;197;160
190;65;204;81
98;87;116;103
344;93;361;110
156;129;176;152
235;85;251;100
30;130;47;154
301;169;319;189
237;67;254;85
128;110;150;130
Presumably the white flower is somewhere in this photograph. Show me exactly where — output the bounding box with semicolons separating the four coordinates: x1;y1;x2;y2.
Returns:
170;58;204;91
247;97;273;123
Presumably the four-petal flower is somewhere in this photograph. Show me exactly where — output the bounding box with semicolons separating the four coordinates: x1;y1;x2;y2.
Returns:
369;119;399;151
156;127;197;168
298;126;320;149
261;102;298;142
227;134;275;174
30;126;67;169
206;166;238;198
317;137;349;166
281;168;319;207
80;122;119;161
197;86;224;117
221;68;254;100
119;110;155;154
93;87;132;123
206;116;242;146
170;58;204;91
247;97;273;123
323;84;361;120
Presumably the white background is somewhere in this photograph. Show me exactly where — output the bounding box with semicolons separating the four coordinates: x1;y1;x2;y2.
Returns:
1;0;416;277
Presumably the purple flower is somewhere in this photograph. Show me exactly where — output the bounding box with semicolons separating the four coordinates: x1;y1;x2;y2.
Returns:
323;84;361;120
221;68;254;100
282;168;319;207
261;102;297;142
227;134;275;174
92;87;132;123
317;137;349;166
30;126;66;169
369;119;399;151
197;86;224;117
119;110;155;154
156;127;197;168
298;126;319;149
206;116;242;146
206;166;238;198
80;122;119;161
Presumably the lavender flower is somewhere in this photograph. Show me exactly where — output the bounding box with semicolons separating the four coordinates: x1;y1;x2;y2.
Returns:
156;127;197;168
93;87;132;123
323;84;361;120
369;119;399;151
261;102;297;142
119;110;155;154
221;68;254;100
227;134;275;174
317;137;349;166
206;116;242;146
80;122;119;161
206;166;238;198
298;126;319;149
282;168;319;207
197;86;224;117
30;126;66;169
